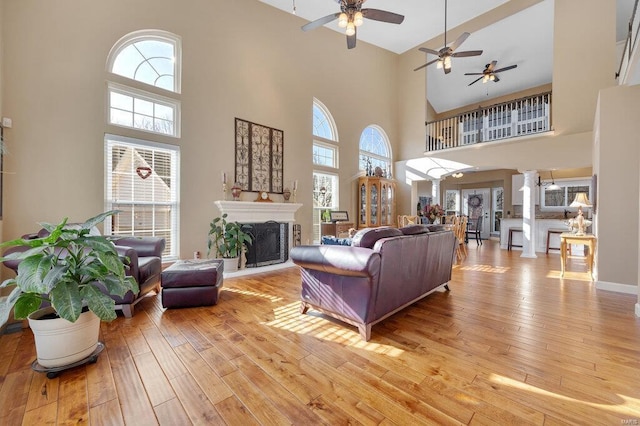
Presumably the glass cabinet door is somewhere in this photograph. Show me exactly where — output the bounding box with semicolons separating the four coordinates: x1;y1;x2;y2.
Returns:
370;183;378;226
360;182;366;227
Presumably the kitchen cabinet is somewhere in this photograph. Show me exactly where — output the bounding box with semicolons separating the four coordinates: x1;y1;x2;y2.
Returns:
357;177;396;228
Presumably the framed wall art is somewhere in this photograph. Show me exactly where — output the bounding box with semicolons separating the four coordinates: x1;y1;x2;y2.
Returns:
234;118;284;193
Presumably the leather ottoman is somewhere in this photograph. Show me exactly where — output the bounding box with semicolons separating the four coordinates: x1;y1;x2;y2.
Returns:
161;259;223;308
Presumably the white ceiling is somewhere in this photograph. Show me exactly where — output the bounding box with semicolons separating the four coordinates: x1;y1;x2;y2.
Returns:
261;0;635;114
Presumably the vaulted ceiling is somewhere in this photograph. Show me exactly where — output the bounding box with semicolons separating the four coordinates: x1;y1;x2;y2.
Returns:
260;0;634;113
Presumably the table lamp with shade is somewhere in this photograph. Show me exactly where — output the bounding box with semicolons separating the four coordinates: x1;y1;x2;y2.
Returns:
570;192;592;235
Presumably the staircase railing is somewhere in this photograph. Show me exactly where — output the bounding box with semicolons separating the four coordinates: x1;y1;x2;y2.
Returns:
617;0;639;82
425;91;552;152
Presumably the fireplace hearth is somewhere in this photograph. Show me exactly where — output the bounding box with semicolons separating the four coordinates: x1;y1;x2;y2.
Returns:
242;222;288;268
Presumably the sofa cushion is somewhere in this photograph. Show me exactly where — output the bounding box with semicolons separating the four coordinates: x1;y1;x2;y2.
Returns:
351;227;403;249
399;224;431;235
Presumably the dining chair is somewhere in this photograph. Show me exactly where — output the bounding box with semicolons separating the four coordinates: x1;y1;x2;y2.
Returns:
454;215;468;261
466;215;483;245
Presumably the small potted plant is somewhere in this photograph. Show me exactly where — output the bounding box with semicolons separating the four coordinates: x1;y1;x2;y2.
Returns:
207;213;253;272
0;211;138;368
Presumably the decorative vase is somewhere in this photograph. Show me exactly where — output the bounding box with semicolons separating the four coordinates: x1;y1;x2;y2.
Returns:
231;183;242;201
28;306;100;368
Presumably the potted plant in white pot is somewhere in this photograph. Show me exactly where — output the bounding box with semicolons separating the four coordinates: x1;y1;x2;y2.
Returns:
207;213;252;273
0;211;138;369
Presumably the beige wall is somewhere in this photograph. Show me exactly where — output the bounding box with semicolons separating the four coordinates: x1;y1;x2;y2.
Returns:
552;0;617;135
1;0;399;253
593;84;640;289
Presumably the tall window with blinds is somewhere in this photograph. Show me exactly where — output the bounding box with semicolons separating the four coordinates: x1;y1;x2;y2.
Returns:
105;135;180;260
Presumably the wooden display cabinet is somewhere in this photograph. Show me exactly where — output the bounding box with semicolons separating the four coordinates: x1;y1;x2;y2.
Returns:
357;176;396;228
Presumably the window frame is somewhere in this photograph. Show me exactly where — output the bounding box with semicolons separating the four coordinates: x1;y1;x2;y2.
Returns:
359;125;392;175
104;134;180;261
107;82;181;138
540;178;592;211
107;29;182;94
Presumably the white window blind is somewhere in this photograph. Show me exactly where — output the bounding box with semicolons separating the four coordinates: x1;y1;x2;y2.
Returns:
105;135;180;260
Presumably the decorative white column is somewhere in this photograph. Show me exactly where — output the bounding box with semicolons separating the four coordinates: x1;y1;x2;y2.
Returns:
431;178;441;205
521;170;537;258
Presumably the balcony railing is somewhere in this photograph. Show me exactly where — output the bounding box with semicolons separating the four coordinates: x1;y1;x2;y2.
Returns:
425;91;552;152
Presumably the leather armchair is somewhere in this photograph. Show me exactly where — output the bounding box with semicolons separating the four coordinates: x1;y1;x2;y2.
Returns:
2;232;165;318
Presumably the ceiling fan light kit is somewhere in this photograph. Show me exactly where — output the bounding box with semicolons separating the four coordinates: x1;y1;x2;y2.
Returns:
414;0;482;73
301;0;404;50
465;60;518;86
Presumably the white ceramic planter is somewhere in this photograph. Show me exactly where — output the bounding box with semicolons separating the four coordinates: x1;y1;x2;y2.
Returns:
28;307;100;368
222;257;238;273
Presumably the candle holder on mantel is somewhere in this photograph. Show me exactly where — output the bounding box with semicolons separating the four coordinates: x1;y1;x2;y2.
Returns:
231;182;242;201
292;188;297;204
222;183;228;201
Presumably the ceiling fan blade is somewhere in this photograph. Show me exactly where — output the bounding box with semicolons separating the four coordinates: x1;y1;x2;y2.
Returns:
448;32;470;52
451;50;483;58
418;47;441;56
468;76;484;86
362;9;405;24
301;13;340;31
464;72;484;76
413;58;439;72
347;31;356;49
487;60;497;72
493;64;518;73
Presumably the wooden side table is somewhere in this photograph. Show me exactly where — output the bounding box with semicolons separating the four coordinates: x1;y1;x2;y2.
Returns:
560;233;596;279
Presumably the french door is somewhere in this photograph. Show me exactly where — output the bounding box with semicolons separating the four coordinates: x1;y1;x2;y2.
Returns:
461;188;491;240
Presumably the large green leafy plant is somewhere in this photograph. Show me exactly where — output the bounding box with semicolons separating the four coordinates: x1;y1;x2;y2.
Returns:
0;211;138;324
207;213;252;258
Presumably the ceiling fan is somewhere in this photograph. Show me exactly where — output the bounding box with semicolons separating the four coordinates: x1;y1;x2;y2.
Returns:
301;0;404;50
465;60;518;86
413;0;483;74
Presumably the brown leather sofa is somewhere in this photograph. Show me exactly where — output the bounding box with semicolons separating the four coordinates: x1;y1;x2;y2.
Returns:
290;225;456;341
3;232;165;318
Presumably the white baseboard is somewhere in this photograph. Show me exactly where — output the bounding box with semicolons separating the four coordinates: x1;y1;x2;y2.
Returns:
595;280;638;295
224;260;296;278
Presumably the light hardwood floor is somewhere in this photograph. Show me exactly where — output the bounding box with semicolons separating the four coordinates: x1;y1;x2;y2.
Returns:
1;240;639;425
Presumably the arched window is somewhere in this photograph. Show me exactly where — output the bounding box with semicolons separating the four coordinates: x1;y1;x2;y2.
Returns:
105;30;182;260
359;125;392;176
312;99;339;242
108;30;181;93
106;31;181;137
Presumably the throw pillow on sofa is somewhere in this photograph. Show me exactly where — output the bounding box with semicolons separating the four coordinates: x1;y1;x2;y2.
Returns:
351;227;403;249
399;224;431;235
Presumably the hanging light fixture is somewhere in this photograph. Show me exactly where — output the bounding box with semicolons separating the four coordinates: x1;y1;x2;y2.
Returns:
354;11;364;26
345;21;356;36
536;171;561;190
338;12;348;28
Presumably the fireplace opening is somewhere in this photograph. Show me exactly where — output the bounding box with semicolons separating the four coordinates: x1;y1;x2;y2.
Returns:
242;221;288;268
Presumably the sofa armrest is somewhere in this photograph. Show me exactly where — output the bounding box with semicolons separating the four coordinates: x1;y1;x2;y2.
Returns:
115;246;140;284
111;237;165;258
290;245;381;277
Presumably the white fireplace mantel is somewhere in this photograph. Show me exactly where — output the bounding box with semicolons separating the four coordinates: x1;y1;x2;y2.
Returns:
214;201;302;223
